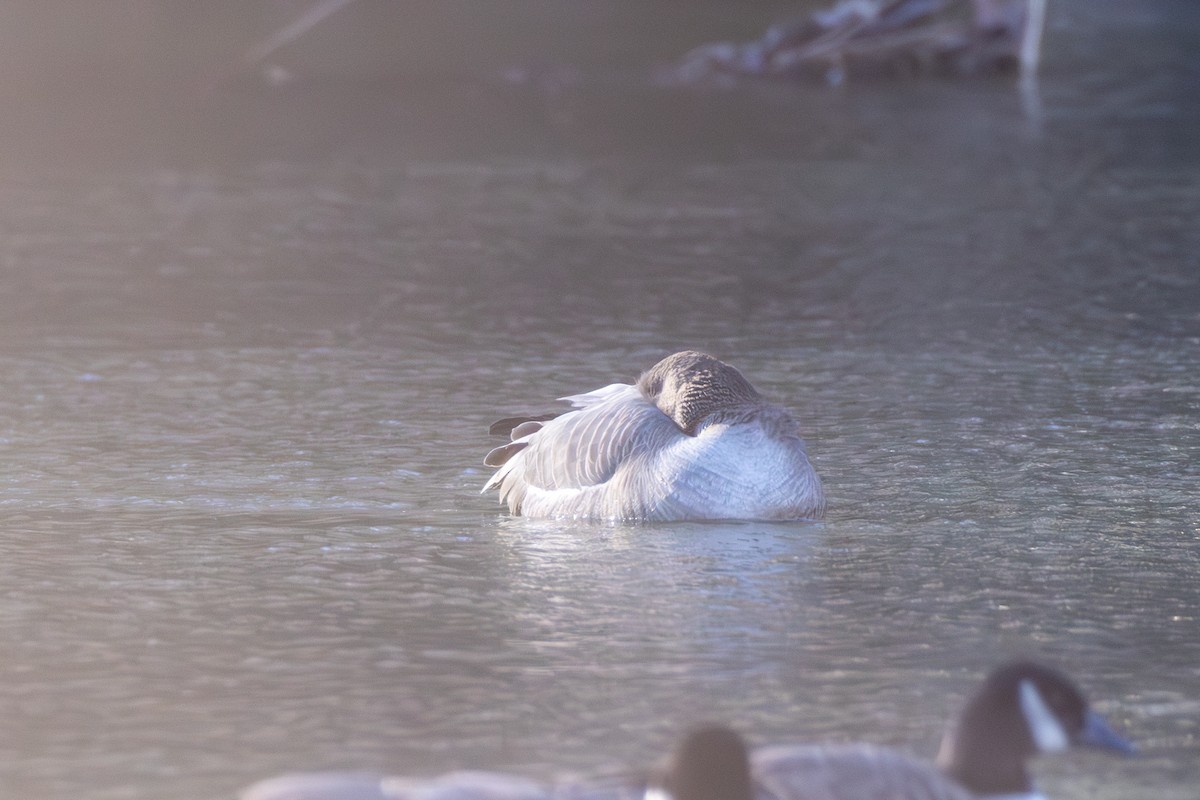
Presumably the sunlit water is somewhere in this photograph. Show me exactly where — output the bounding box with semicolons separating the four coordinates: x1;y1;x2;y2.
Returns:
0;2;1197;799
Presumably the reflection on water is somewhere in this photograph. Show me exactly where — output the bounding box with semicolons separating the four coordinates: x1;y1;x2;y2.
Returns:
1;2;1198;799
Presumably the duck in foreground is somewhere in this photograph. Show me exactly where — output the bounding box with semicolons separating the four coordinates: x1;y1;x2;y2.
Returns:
482;351;824;521
753;660;1135;800
238;724;752;800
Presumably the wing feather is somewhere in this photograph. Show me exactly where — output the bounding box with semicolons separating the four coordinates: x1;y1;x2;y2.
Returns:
483;383;687;516
523;386;678;490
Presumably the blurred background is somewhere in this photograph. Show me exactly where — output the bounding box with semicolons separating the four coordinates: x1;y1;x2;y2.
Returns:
1;0;811;165
0;0;1189;167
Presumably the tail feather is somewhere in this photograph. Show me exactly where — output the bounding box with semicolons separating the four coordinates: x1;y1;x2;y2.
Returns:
488;413;558;437
483;440;530;468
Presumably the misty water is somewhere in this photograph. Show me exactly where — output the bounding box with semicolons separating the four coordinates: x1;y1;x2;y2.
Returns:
0;2;1197;799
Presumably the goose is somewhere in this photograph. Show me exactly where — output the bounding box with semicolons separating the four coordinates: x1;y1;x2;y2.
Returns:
238;725;753;800
482;351;824;521
752;660;1134;800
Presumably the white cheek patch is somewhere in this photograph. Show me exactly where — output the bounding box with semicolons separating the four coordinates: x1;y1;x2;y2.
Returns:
1019;679;1070;753
644;787;672;800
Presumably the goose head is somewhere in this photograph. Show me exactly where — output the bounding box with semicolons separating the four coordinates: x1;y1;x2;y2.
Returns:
654;724;753;800
935;661;1134;796
638;351;766;435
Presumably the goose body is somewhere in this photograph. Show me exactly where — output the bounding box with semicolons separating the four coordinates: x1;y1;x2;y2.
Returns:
751;661;1133;800
483;351;824;521
754;745;974;800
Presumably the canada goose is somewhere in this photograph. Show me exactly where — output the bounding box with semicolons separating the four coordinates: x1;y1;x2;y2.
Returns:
483;351;824;521
238;725;753;800
752;661;1134;800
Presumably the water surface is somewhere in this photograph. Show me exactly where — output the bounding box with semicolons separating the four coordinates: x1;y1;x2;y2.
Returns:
0;2;1197;798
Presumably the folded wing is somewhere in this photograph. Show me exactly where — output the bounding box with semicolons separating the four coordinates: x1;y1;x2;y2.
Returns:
483;384;685;516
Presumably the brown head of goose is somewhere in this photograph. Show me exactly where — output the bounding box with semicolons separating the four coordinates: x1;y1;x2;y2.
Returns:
648;724;754;800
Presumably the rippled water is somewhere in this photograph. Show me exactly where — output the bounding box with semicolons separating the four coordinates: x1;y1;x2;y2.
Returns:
1;2;1197;799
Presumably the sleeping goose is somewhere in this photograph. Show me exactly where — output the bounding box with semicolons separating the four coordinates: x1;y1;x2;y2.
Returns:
482;351;824;521
752;660;1134;800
